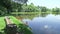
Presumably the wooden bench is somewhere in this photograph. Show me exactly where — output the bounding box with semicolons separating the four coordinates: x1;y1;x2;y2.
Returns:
4;16;18;34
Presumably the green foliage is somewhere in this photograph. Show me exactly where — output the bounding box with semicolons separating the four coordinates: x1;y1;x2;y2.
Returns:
52;7;60;14
38;6;48;12
22;3;40;12
0;0;60;16
52;7;60;12
0;0;28;15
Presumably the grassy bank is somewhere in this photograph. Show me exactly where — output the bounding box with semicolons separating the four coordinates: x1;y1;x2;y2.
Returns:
0;16;32;34
0;17;5;32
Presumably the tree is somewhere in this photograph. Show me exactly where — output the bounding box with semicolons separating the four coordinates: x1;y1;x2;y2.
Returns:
52;7;60;15
22;3;40;12
0;0;28;15
52;7;60;12
39;6;48;12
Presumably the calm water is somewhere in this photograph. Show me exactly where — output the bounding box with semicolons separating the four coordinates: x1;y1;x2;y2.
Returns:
21;14;60;34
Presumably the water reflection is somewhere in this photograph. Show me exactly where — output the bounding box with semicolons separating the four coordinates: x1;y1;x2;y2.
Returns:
52;12;60;16
15;12;60;19
40;13;49;17
15;14;39;20
22;14;60;34
15;12;60;34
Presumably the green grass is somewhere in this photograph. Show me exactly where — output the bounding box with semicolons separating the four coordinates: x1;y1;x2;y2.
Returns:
9;16;23;24
0;17;5;31
10;16;32;34
0;16;32;34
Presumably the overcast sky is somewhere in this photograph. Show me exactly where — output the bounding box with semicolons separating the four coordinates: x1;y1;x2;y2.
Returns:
27;0;60;8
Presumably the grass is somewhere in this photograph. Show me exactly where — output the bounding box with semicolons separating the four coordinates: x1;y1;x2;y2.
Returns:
0;17;5;31
0;16;32;34
9;16;23;24
10;16;32;34
0;17;5;34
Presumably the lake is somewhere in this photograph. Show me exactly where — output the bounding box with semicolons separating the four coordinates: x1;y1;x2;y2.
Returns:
16;13;60;34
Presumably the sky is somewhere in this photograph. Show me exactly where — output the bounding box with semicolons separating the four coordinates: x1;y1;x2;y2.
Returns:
27;0;60;8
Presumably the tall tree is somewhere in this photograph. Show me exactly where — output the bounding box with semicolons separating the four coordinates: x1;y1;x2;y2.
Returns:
39;6;47;12
22;3;40;12
0;0;28;14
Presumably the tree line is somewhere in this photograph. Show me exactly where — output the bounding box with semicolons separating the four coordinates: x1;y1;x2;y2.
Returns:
0;0;60;16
